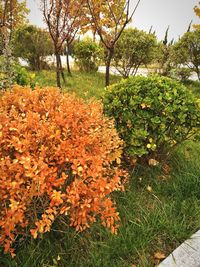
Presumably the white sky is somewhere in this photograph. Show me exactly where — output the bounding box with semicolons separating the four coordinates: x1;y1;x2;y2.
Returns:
27;0;200;41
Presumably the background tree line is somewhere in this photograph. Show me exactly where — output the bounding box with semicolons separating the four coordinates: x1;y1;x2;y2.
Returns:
0;0;200;89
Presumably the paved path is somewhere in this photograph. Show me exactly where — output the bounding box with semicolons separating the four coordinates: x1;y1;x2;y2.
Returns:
158;230;200;267
98;66;199;81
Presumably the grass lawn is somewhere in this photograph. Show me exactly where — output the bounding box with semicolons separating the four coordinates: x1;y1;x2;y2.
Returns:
0;70;200;267
34;70;121;99
182;80;200;97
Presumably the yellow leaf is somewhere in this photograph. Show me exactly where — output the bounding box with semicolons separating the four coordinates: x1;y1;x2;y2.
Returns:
148;159;159;166
77;166;83;173
30;229;38;239
146;143;151;149
141;103;147;109
116;157;121;164
147;185;152;192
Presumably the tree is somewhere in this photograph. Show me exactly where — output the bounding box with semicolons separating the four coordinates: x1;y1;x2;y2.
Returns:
173;30;200;81
41;0;87;88
13;25;54;70
113;28;157;78
73;38;103;72
87;0;141;86
0;0;28;38
0;0;28;88
155;27;174;76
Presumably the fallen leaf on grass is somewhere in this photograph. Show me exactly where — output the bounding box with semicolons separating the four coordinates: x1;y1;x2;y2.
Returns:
153;251;166;266
147;185;153;192
148;159;159;166
131;158;137;166
154;251;166;260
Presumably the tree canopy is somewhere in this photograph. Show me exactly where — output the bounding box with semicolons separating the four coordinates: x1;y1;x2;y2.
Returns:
113;28;157;78
13;25;54;70
173;30;200;80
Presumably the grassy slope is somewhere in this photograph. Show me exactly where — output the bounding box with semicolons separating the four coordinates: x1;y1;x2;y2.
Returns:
0;71;200;267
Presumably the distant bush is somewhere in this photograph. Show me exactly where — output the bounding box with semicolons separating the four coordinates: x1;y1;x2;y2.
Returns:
14;65;36;87
0;86;126;256
103;75;200;161
73;39;103;72
170;67;192;82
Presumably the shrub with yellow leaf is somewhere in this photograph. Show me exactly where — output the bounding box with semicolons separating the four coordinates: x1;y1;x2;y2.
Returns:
0;86;126;256
104;75;200;160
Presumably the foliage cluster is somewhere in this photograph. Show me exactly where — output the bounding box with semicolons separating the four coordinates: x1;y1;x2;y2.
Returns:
13;25;54;71
13;65;36;87
172;30;200;81
0;0;29;30
114;28;157;78
103;75;200;160
193;1;200;29
0;58;35;89
0;55;15;89
73;39;103;72
155;41;174;76
0;86;126;256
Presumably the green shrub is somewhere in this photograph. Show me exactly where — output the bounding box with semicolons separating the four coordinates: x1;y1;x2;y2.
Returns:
103;75;200;160
73;39;103;72
14;65;36;88
0;57;36;89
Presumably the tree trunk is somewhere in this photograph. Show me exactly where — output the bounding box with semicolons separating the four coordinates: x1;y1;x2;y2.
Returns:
55;52;61;88
1;27;14;89
196;67;200;81
66;42;72;76
59;55;66;84
36;56;40;71
105;48;114;87
93;29;96;42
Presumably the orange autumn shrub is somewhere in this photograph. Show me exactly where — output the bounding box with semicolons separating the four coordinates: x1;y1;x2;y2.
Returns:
0;86;126;256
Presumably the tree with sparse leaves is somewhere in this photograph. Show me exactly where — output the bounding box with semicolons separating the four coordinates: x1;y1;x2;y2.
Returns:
41;0;87;87
87;0;141;86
